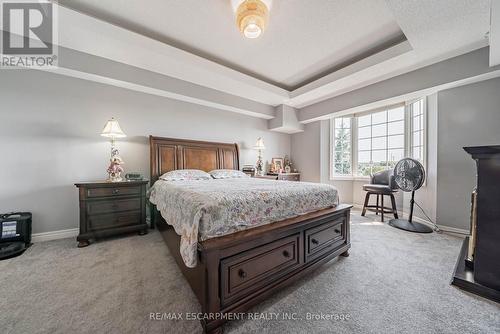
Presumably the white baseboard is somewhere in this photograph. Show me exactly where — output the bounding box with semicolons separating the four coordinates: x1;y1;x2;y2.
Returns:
31;217;151;243
351;204;469;235
31;228;79;243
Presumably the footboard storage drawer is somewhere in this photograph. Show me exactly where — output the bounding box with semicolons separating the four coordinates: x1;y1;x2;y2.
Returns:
220;233;302;306
305;216;347;262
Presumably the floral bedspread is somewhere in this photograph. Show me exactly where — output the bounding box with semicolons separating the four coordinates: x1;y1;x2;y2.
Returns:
148;178;339;268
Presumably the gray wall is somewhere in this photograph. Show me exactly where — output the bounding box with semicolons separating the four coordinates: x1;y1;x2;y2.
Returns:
436;77;500;230
0;70;291;234
290;122;321;183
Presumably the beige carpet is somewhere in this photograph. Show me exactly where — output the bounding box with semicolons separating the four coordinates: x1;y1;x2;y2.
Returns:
1;211;498;334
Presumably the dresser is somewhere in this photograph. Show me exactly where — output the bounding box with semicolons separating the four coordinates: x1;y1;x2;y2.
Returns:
75;180;148;247
255;173;300;181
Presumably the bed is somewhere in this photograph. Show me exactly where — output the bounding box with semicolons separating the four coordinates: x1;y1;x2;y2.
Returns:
149;136;351;334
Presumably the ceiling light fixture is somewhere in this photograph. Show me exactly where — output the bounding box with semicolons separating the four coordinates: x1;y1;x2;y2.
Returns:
232;0;272;39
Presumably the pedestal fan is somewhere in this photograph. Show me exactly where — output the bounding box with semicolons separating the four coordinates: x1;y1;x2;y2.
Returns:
389;158;433;233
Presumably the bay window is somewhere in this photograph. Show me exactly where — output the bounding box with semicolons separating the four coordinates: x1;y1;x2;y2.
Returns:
331;98;426;179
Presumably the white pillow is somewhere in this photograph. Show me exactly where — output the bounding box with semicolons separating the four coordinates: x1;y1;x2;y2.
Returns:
209;169;250;179
159;169;211;181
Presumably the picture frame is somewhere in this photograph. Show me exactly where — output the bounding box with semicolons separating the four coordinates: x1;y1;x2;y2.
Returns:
271;157;284;173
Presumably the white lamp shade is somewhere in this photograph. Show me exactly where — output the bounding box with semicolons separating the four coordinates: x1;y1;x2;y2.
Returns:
253;137;266;150
101;118;126;138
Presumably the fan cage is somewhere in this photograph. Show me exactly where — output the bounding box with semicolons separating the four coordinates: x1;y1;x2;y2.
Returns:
393;158;425;192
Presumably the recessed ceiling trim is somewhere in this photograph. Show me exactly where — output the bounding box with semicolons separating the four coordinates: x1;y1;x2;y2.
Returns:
288;33;410;91
288;37;413;105
56;4;415;105
58;3;411;93
47;2;494;119
56;4;289;105
298;47;500;123
300;70;500;125
37;66;275;120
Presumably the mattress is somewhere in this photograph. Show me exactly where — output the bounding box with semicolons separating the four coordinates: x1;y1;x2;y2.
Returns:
148;177;339;267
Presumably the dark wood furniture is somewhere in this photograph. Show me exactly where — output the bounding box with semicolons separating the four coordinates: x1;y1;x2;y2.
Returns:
75;180;148;247
361;170;398;222
255;172;300;181
451;146;500;303
149;136;351;334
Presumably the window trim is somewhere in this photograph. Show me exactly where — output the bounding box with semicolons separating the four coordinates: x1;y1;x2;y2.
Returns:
406;97;427;187
330;117;353;180
330;98;426;181
406;97;427;172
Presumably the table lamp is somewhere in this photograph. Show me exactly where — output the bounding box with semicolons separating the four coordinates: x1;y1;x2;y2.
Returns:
101;117;126;181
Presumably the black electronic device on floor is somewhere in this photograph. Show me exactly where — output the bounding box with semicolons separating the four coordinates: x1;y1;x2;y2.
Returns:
0;212;32;260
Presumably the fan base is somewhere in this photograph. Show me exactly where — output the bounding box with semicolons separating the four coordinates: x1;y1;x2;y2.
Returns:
388;219;433;233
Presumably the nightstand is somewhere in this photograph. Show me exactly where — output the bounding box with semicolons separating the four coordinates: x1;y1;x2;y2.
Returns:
255;173;301;181
75;180;149;247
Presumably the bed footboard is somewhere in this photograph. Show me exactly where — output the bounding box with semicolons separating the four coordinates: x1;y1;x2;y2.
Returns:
153;204;351;334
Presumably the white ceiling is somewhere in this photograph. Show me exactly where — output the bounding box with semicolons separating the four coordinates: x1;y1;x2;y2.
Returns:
58;0;404;89
48;0;494;120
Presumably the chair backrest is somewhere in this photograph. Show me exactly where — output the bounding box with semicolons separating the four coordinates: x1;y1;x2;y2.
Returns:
371;169;397;189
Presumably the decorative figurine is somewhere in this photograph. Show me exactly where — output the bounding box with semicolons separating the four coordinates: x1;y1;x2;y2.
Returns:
253;137;266;176
107;156;124;182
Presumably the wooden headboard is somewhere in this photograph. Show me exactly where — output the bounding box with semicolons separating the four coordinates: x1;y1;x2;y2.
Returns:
149;136;240;183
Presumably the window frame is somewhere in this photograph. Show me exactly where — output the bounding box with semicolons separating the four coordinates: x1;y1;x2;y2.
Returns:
330;98;427;181
406;97;427;171
330;117;353;179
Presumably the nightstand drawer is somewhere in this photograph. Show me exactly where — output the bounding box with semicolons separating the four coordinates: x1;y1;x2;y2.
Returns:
87;198;141;215
76;180;148;247
86;185;141;198
88;211;142;231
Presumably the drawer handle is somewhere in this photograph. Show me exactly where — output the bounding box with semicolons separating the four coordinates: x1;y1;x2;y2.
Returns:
311;238;319;245
238;269;247;278
283;250;290;258
112;189;120;194
334;229;341;234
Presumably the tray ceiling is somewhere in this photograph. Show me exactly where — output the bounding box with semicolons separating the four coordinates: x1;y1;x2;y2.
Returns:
44;0;494;122
59;0;405;90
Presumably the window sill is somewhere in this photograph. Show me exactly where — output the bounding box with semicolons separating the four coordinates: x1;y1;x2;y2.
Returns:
330;176;371;182
330;176;355;181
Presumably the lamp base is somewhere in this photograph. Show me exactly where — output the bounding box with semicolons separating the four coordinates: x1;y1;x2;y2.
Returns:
388;219;433;233
107;172;123;182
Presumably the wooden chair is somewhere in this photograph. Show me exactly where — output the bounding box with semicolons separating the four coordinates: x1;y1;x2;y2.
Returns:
361;169;399;222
